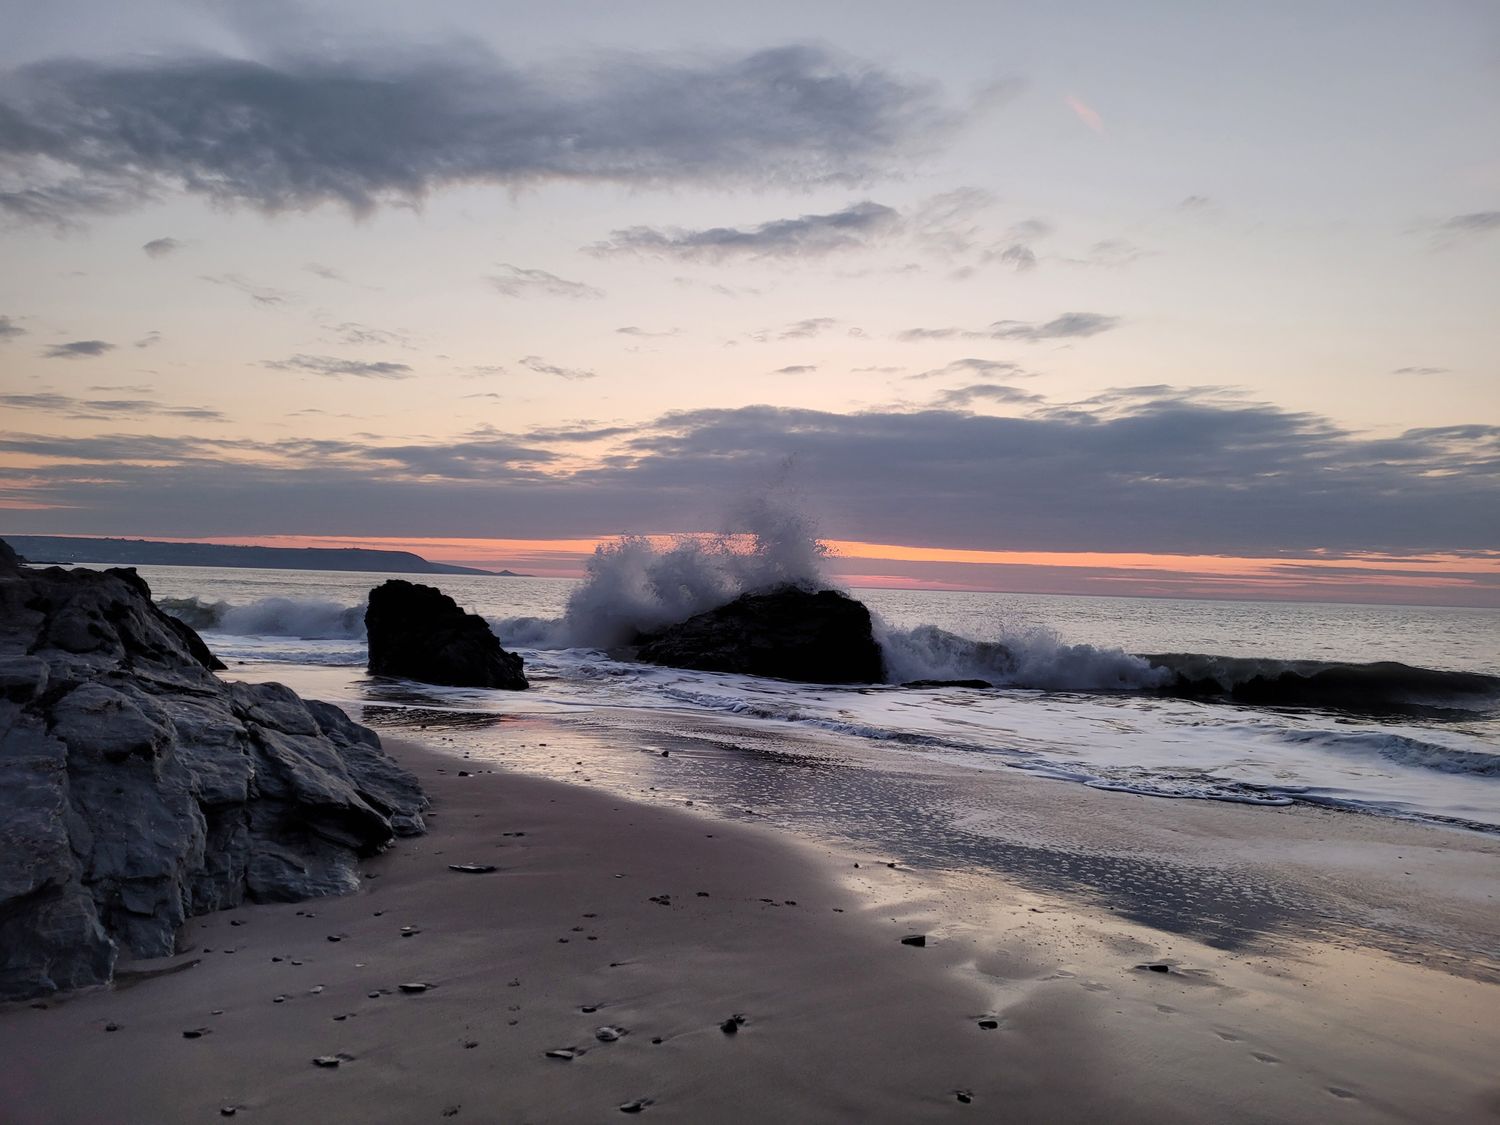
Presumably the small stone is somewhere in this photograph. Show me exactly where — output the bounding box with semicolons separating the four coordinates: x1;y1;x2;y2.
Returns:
448;863;496;874
326;934;341;943
545;1048;578;1060
273;996;287;1004
104;1022;121;1032
619;1099;652;1113
463;1040;478;1049
901;934;927;948
398;982;429;994
720;1014;747;1034
367;991;381;999
651;1037;663;1045
977;1018;999;1030
595;1025;625;1042
956;1090;973;1104
1143;963;1172;974
312;1056;341;1068
221;1107;238;1117
182;1028;210;1039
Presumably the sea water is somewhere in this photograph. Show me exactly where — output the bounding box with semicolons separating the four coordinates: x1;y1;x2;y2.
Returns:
124;555;1500;834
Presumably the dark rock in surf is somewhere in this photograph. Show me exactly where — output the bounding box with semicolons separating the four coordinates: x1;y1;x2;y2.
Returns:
1143;653;1500;713
902;679;993;690
635;586;883;684
365;579;527;690
0;540;427;1003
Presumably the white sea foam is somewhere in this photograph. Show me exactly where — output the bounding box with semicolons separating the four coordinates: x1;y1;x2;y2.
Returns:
877;621;1171;691
159;595;365;639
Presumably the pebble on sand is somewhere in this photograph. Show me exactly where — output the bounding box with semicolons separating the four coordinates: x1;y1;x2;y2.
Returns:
447;863;497;874
900;934;927;947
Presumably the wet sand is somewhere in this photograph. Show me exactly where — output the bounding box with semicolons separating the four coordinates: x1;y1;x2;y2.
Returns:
2;729;1498;1123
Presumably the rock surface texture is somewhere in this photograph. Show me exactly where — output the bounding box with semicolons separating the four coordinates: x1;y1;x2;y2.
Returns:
635;586;885;684
0;540;427;1002
365;579;528;690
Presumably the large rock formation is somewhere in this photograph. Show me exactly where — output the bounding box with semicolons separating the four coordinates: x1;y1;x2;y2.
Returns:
635;586;885;684
365;579;527;690
0;540;427;1002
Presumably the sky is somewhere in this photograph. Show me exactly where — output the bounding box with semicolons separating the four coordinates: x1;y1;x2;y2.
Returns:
1;0;1497;605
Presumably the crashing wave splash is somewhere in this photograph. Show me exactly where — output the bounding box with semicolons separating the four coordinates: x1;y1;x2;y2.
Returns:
157;595;366;639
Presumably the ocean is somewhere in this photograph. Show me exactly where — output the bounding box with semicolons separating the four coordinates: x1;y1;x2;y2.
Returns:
129;553;1500;836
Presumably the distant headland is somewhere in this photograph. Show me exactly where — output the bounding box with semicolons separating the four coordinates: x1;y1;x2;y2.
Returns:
4;535;527;577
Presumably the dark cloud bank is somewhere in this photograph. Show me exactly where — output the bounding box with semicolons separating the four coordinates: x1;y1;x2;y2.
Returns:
0;46;947;222
6;394;1496;563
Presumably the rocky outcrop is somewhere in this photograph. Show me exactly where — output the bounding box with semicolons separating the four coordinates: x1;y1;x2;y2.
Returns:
365;579;527;690
635;586;884;684
0;541;427;1002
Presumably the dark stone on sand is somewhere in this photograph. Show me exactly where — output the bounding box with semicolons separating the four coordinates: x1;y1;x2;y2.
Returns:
619;1100;652;1114
900;934;927;947
312;1056;341;1068
595;1025;625;1042
182;1027;210;1038
1143;962;1172;973
398;982;429;993
720;1014;747;1034
956;1090;973;1104
0;541;428;1003
365;579;527;689
448;863;497;874
635;586;884;684
977;1019;999;1030
545;1048;579;1060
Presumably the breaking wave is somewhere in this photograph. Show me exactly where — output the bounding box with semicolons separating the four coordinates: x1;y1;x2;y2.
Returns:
504;496;835;650
158;595;366;639
1275;729;1500;777
878;622;1171;692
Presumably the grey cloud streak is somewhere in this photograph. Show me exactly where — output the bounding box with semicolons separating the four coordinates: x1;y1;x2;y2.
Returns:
6;395;1496;560
0;46;947;222
488;265;604;299
262;354;413;378
590;202;901;260
42;339;113;358
0;392;223;421
899;312;1119;342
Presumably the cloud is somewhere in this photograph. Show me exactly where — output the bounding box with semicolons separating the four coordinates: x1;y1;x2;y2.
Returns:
134;330;161;348
0;45;948;223
0;315;24;339
911;358;1029;381
142;237;182;258
0;391;223;421
262;354;412;378
520;355;595;380
932;384;1044;408
589;201;901;260
615;326;678;338
327;322;410;348
304;262;346;281
899;312;1119;342
991;243;1036;271
488;264;604;299
1437;211;1500;236
6;394;1497;562
778;318;838;340
1392;366;1449;376
1178;195;1213;211
42;339;114;358
772;365;817;375
200;273;293;307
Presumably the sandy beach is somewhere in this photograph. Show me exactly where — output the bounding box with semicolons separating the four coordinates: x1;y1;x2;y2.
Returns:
3;719;1498;1125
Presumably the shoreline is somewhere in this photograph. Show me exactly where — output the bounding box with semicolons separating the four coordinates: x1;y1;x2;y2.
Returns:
3;726;1499;1122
